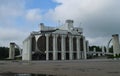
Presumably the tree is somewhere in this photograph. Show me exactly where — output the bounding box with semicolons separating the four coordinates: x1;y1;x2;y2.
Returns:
0;47;9;59
89;46;102;52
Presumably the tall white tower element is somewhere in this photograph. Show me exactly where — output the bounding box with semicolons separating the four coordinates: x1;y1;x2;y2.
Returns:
112;34;120;56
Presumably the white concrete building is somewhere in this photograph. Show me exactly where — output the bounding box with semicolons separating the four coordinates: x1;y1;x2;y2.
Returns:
22;20;89;60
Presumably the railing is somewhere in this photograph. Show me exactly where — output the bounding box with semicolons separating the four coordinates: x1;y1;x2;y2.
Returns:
87;51;113;55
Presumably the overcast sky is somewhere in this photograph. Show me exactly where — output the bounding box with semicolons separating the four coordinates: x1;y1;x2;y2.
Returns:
0;0;120;47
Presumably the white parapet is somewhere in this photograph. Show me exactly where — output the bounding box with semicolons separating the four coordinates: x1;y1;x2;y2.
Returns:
22;35;32;60
112;34;120;56
40;23;56;31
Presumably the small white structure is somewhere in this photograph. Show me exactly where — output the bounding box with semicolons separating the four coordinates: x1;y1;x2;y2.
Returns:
22;20;89;61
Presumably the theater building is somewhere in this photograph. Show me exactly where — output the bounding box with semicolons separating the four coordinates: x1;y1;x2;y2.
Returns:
22;20;89;60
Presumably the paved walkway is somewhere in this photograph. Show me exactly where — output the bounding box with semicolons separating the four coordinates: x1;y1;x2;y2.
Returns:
0;59;120;76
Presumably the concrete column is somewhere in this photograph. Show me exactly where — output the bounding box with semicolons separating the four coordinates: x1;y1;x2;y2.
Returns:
61;35;66;60
86;40;89;52
27;36;32;60
93;47;96;56
35;35;41;51
9;43;15;59
98;53;101;56
45;34;49;60
77;37;80;60
83;36;87;59
69;36;73;60
102;46;105;56
22;40;26;60
79;38;82;59
53;34;58;60
22;36;32;60
112;34;120;56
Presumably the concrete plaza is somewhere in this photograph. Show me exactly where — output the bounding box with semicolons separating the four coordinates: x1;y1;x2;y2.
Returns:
0;59;120;76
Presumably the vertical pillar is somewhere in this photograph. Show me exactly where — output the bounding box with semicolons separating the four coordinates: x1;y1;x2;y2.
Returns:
45;34;49;60
98;53;101;56
61;35;66;60
77;37;80;60
22;40;26;60
112;34;120;56
93;48;96;56
83;36;87;59
9;43;15;59
69;36;73;60
53;34;58;60
102;46;105;56
35;35;41;51
79;37;82;59
28;36;32;60
86;40;89;52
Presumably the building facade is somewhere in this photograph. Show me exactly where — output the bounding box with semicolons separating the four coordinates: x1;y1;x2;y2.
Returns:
22;20;89;60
